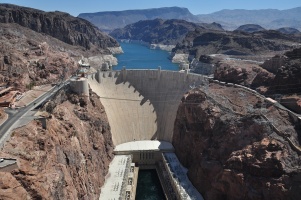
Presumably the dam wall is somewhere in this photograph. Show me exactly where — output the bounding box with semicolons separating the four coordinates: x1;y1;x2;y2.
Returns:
88;69;207;145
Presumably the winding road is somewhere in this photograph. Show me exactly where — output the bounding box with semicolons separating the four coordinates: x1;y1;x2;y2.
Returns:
0;82;68;148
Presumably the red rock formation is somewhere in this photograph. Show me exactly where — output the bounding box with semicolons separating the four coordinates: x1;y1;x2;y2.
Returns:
260;55;287;74
0;88;114;199
173;86;301;200
214;60;274;87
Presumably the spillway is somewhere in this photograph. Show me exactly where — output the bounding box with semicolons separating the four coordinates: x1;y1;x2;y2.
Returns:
88;68;207;145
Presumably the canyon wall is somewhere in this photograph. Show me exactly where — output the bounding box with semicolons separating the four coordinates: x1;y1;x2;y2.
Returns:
0;87;114;199
172;86;301;200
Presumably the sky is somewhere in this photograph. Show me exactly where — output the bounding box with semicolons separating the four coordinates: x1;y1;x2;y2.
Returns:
1;0;301;16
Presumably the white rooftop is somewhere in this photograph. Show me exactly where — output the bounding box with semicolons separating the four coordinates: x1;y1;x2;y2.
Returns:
99;155;131;200
114;140;174;152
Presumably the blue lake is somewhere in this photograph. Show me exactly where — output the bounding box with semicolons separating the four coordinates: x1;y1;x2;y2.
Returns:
113;42;179;71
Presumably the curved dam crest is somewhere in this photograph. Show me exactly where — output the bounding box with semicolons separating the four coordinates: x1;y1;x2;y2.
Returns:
88;69;207;145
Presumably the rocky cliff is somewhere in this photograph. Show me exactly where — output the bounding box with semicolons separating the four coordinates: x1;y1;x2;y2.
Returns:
0;86;114;199
0;4;119;51
173;86;301;200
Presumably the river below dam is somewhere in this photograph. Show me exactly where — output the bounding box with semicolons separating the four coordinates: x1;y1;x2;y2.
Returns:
113;42;179;71
136;170;166;200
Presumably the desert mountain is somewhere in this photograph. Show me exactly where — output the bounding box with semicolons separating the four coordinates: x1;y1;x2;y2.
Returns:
197;7;301;30
0;3;119;51
79;6;301;32
78;7;199;32
110;19;223;45
173;28;300;59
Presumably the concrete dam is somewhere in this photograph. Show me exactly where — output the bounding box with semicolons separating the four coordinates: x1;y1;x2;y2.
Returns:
86;68;207;199
88;68;207;145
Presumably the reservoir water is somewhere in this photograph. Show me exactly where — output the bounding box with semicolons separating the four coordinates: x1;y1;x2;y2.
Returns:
113;42;179;71
136;170;166;200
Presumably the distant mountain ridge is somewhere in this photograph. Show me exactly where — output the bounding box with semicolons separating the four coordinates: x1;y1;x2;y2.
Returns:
197;7;301;30
110;19;223;45
78;6;301;32
78;7;199;32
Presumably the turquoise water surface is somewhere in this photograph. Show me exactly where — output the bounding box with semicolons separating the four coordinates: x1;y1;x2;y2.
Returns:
113;42;179;71
135;170;166;200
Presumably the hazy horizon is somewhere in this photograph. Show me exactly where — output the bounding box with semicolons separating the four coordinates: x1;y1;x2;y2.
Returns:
1;0;301;16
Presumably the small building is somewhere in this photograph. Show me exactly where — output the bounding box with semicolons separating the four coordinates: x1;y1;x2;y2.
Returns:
78;59;90;68
0;87;21;107
179;62;189;70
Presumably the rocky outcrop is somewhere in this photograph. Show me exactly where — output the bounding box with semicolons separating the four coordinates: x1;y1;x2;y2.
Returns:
214;60;275;87
260;55;287;74
173;87;301;200
0;86;114;199
0;4;119;51
78;7;199;32
268;48;301;94
235;24;266;33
